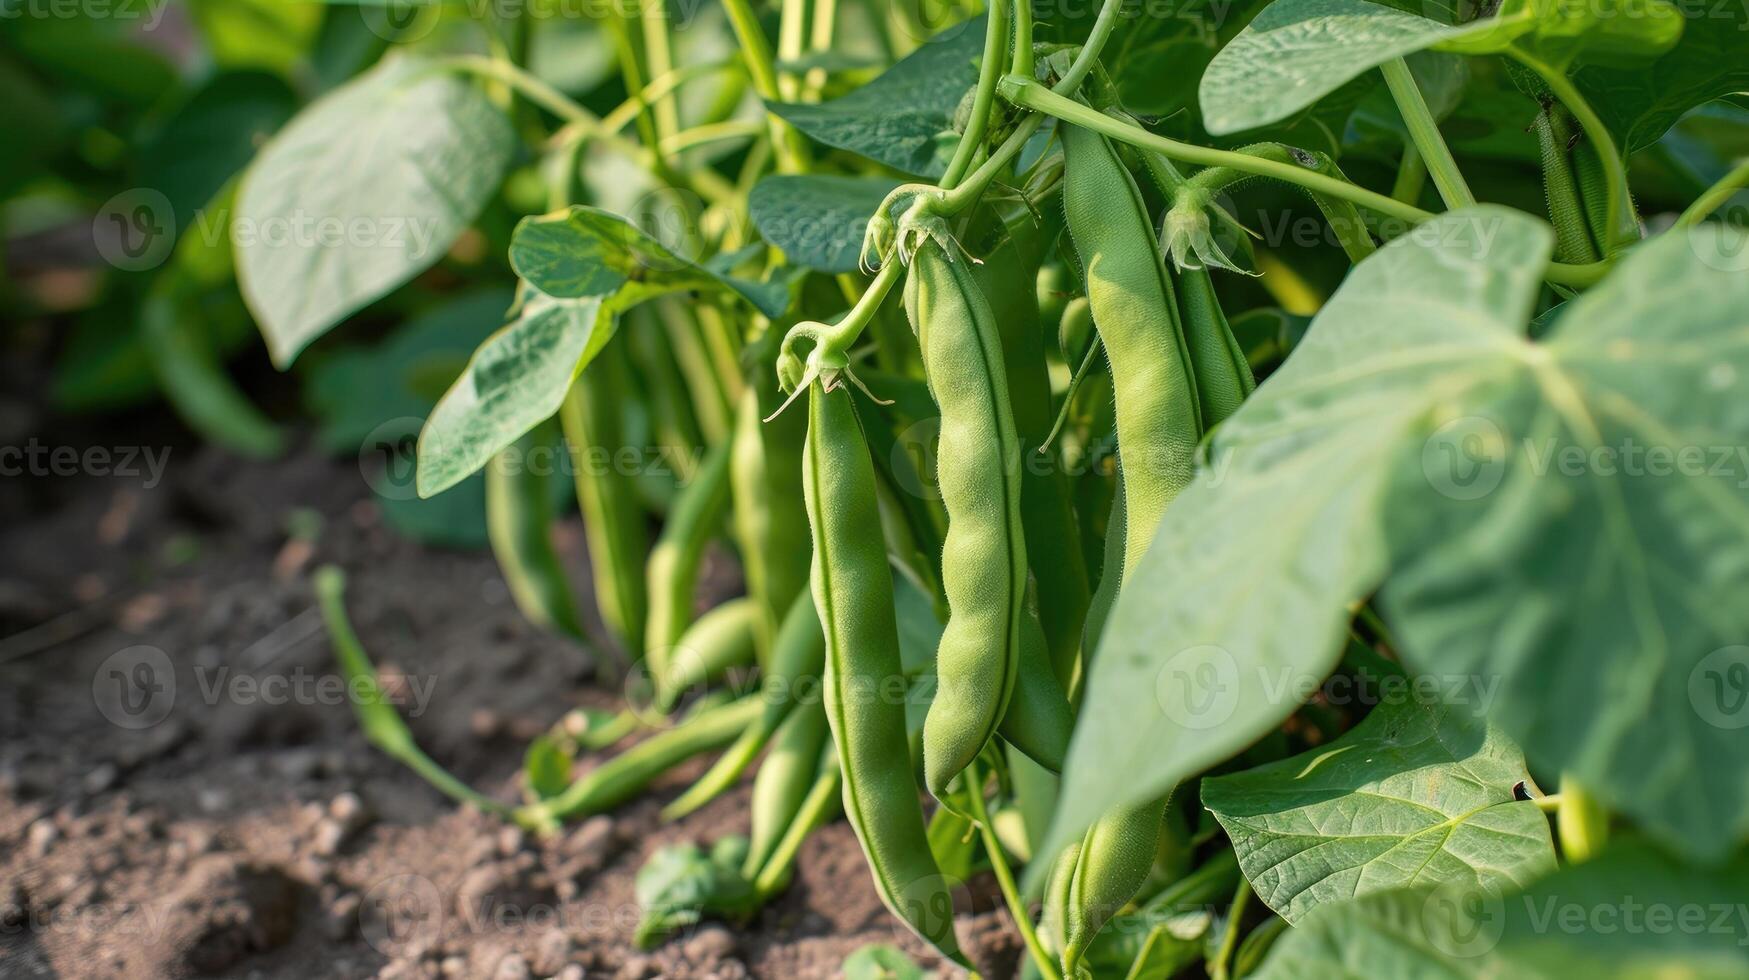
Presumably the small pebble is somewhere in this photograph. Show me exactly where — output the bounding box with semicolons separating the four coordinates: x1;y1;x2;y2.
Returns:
496;826;526;857
312;819;348;857
26;819;58;857
82;762;119;795
683;925;736;963
493;954;532;980
325;893;361;941
553;966;586;980
532;929;572;975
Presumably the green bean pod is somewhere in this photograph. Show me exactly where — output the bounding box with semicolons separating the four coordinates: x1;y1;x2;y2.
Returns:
1175;266;1256;430
731;349;812;664
644;437;733;684
802;377;964;964
750;734;843;898
666;591;825;819
529;694;762;823
558;339;649;655
905;240;1073;794
486;424;587;641
655;597;759;714
1060;120;1202;574
1043;797;1165;977
743;696;831;876
968;201;1091;690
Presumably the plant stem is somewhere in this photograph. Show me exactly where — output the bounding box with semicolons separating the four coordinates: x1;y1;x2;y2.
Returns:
660;120;765;156
940;0;1010;188
1557;775;1609;862
804;0;839;97
1532;793;1564;813
720;0;811;172
1001;76;1612;287
1380;58;1474;208
777;0;807;100
1515;51;1627;252
1011;0;1034;75
965;761;1061;980
1391;140;1426;206
1677;158;1749;227
1209;875;1253;980
640;0;681;155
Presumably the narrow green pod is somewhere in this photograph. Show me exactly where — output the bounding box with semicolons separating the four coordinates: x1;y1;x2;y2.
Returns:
906;240;1072;795
558;339;649;655
666;590;825;819
644;438;733;683
730;346;812;665
486;424;586;641
655;597;758;713
1175;267;1256;430
803;377;963;964
743;696;831;875
1060;121;1202;575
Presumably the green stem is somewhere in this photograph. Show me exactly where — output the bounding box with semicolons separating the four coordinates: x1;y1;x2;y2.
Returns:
1556;775;1609;863
804;0;838;97
640;0;681;154
720;0;810;172
1677;158;1749;227
660;120;765;155
1209;875;1253;980
1391;140;1427;206
1001;76;1612;287
314;567;519;821
1010;0;1033;76
1515;51;1627;252
964;761;1060;980
940;0;1010;188
1380;58;1473;208
439;55;735;205
1532;793;1564;813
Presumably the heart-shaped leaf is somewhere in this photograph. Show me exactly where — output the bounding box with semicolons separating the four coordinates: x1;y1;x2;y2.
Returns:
1205;696;1555;924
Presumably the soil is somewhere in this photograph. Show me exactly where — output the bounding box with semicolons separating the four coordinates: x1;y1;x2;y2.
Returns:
0;428;1024;980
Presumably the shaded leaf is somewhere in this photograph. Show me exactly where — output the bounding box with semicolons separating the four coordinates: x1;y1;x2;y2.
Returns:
749;174;902;273
1205;697;1555;924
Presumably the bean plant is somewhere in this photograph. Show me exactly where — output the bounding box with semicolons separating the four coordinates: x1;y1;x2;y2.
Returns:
202;0;1749;974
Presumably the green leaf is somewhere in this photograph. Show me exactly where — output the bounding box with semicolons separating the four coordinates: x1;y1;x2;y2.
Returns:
1198;0;1521;135
235;55;515;366
139;70;299;227
523;735;575;801
1252;842;1749;979
749;174;902;274
1204;697;1556;924
510;206;789;319
416;291;606;499
842;944;925;980
304;287;512;453
187;0;323;73
1382;226;1749;862
633;839;758;948
765;15;986;178
1575;4;1749;150
1037;207;1553;874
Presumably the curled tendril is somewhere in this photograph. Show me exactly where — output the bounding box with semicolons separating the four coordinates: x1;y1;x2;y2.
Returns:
1160;189;1259;276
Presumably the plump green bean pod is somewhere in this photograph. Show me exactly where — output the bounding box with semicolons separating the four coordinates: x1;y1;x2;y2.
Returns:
558;341;648;655
742;696;831;876
665;590;825;820
655;597;758;714
1043;797;1165;977
485;424;587;641
1060;121;1202;574
803;377;964;964
644;438;733;687
968;201;1091;690
905;240;1074;795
